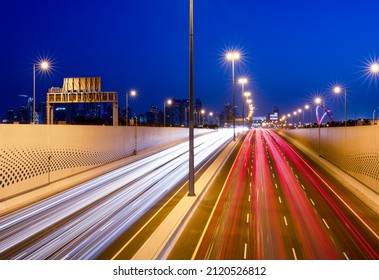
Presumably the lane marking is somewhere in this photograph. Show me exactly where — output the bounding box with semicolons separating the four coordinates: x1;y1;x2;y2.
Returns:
246;213;250;223
284;142;379;240
275;183;278;189
278;196;282;204
295;174;298;179
272;173;275;178
343;252;349;260
322;218;330;229
310;198;315;206
244;243;248;259
284;216;288;226
301;184;305;190
292;248;297;260
248;195;250;202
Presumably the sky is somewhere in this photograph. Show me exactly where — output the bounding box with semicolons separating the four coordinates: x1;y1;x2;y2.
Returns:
1;0;379;121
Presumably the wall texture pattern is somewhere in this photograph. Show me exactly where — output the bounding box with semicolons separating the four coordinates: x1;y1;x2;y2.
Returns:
279;126;379;197
0;125;210;208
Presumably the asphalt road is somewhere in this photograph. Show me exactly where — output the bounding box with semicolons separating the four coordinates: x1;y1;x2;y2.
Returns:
169;128;379;260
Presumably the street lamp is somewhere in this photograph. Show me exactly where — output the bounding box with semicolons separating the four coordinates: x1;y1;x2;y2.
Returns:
370;62;379;74
314;97;323;156
244;91;251;126
304;104;310;125
238;77;248;127
333;85;347;127
126;90;137;126
226;51;240;141
188;0;195;196
164;99;172;127
33;60;49;124
200;109;205;125
297;108;302;125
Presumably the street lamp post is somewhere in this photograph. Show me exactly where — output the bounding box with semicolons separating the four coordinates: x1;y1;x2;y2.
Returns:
333;86;347;127
126;90;136;126
200;109;205;125
297;108;302;126
188;0;195;196
32;60;49;124
164;99;172;127
226;51;240;141
370;63;379;125
315;97;322;156
244;91;251;128
238;77;248;127
304;104;310;125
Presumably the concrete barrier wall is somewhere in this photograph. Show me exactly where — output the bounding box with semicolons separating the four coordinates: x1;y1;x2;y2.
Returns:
0;125;210;210
279;126;379;196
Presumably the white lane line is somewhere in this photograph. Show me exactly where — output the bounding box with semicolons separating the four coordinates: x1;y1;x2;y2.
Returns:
343;252;349;260
246;213;250;223
295;174;298;179
285;143;379;240
278;197;282;204
322;218;330;229
275;183;278;189
310;198;315;206
284;216;288;226
301;184;305;190
272;173;275;178
292;248;297;260
244;243;248;259
248;195;250;202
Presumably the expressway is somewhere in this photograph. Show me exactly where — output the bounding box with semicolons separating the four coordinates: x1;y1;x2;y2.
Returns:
0;129;233;260
180;128;378;260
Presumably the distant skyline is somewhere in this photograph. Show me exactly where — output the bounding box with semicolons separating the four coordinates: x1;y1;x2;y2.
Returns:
1;0;379;122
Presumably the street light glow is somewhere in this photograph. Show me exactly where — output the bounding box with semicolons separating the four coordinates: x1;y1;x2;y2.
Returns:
244;91;251;97
40;61;49;70
333;86;342;94
238;77;248;84
371;62;379;74
130;90;137;96
314;97;322;105
226;51;240;61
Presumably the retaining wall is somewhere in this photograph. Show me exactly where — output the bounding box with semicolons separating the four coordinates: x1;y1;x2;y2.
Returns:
278;126;379;198
0;125;211;212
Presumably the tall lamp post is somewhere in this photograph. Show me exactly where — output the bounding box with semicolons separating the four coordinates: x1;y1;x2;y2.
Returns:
244;91;251;127
315;97;322;156
297;108;302;126
370;62;379;124
33;60;49;124
200;109;205;125
164;99;172;127
238;77;248;127
304;104;310;125
188;0;195;196
226;51;240;141
333;85;347;127
126;90;136;126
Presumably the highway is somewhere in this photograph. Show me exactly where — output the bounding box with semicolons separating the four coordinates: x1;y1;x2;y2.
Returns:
188;128;379;260
0;129;233;260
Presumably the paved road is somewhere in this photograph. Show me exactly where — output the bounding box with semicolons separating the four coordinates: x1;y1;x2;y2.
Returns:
173;128;378;260
0;130;233;259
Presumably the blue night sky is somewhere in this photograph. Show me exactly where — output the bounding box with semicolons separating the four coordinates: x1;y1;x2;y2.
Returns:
1;0;379;121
